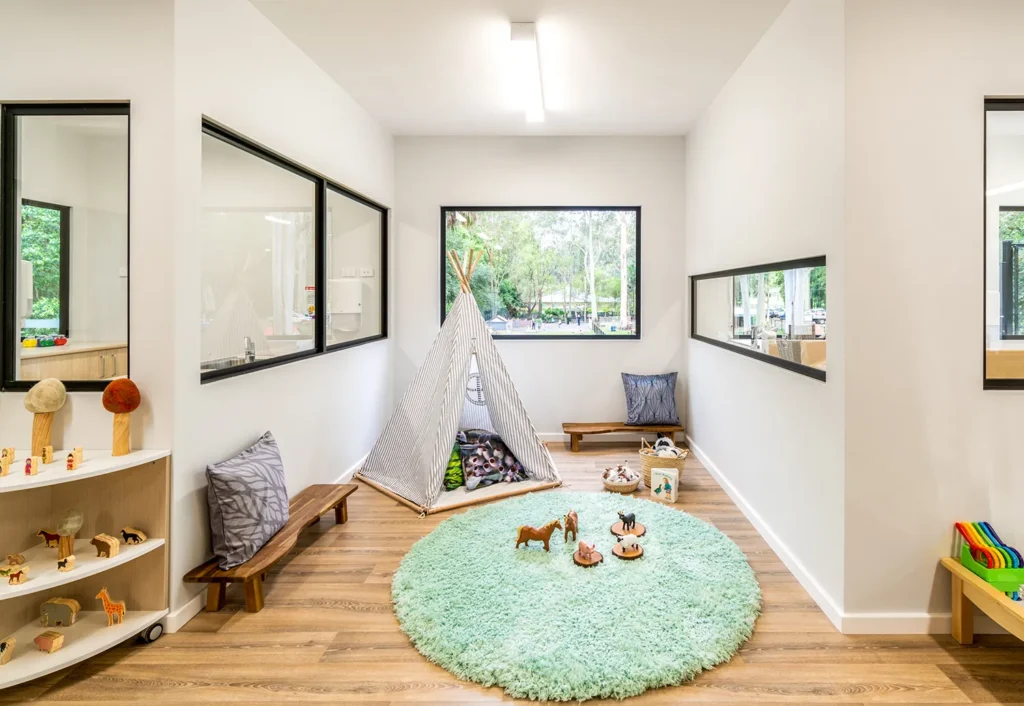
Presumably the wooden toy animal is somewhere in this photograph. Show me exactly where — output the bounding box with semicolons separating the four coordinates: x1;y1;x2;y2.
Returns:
91;534;119;558
120;526;147;545
578;540;597;561
37;529;59;548
0;567;12;579
57;555;75;572
8;567;29;585
617;511;636;532
33;630;64;653
0;636;15;665
6;553;25;566
40;598;80;627
96;587;126;626
616;534;640;553
515;519;562;552
564;510;578;542
41;445;53;464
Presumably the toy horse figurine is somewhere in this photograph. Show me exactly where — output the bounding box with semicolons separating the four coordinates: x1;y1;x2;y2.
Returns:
515;519;562;552
618;511;636;532
564;510;578;542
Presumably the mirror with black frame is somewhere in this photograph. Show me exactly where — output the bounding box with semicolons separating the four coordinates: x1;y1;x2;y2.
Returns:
1;104;130;389
691;257;827;380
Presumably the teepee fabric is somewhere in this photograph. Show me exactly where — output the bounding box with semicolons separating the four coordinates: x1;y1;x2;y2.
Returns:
360;290;559;510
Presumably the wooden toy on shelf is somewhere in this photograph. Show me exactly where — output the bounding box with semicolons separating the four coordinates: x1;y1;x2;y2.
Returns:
96;587;126;626
90;534;120;558
65;447;84;471
57;509;84;560
24;456;39;476
6;553;25;566
0;447;12;477
41;445;53;464
37;529;59;548
0;636;14;666
24;379;66;457
610;511;646;539
612;534;644;560
56;555;75;572
120;526;147;545
66;453;75;471
102;379;141;456
39;598;81;627
0;567;13;579
8;567;29;584
515;518;563;552
573;539;604;567
564;510;578;543
33;630;64;653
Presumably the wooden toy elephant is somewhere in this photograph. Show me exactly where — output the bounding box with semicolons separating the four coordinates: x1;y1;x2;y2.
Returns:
40;598;80;627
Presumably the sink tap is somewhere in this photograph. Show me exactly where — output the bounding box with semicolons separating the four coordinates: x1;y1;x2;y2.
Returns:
243;336;256;363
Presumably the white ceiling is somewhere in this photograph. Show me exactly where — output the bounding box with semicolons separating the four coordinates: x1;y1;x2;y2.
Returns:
251;0;786;136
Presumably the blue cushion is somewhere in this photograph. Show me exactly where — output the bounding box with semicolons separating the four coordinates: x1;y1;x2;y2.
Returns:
621;372;680;426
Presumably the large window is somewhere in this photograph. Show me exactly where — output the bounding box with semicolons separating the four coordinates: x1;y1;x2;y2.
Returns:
200;120;387;382
441;207;640;338
691;257;827;381
1;103;129;391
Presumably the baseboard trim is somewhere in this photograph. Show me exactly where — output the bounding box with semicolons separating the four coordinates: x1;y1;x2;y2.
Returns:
336;452;369;485
842;611;1005;635
686;434;844;632
165;592;204;634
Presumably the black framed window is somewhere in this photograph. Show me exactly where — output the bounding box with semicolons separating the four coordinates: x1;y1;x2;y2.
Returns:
200;119;388;383
690;257;827;382
2;102;129;392
440;206;640;339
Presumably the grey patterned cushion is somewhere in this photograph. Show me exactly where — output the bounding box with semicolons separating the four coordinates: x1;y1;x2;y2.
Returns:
621;372;680;426
206;431;289;569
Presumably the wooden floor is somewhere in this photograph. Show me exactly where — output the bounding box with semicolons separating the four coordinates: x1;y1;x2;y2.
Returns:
7;444;1024;704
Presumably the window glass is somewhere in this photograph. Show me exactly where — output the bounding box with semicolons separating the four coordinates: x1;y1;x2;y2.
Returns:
5;110;129;384
326;187;383;346
200;132;316;374
442;208;639;337
692;261;827;378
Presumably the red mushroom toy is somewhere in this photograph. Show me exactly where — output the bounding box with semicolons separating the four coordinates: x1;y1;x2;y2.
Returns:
102;379;140;456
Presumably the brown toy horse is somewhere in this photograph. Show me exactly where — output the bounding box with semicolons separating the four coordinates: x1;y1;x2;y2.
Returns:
564;510;578;542
515;519;562;552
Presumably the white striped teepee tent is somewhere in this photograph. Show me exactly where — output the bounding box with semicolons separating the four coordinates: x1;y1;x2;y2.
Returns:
357;250;560;514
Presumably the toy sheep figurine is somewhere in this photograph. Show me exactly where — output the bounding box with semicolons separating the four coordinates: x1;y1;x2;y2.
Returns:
616;534;640;553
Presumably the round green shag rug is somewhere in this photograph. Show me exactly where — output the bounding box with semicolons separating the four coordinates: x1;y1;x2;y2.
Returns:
391;490;761;701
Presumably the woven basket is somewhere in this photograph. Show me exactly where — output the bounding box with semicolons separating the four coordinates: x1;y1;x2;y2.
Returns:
639;438;688;488
602;476;641;494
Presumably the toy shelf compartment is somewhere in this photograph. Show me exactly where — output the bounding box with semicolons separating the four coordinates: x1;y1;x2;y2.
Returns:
960;543;1024;593
0;450;169;493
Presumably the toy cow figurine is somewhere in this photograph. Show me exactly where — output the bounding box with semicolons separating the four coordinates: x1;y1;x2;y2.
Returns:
578;540;597;561
617;511;636;532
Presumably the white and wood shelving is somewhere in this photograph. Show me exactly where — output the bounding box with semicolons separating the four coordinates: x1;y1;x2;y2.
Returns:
0;449;170;690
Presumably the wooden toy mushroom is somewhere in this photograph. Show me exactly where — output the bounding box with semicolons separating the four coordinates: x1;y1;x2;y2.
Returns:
56;509;84;561
24;379;66;457
102;379;140;456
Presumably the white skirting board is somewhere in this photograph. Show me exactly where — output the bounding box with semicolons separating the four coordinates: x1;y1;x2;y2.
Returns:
687;434;1008;635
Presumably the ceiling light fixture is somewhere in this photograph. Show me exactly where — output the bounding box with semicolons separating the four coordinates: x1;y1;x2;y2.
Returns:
987;180;1024;197
510;22;544;123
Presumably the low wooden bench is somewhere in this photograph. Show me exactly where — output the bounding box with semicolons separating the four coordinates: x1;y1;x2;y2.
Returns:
562;422;685;452
185;483;357;613
941;557;1024;644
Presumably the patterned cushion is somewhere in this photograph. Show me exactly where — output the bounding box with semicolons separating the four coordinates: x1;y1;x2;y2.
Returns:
206;431;289;569
621;372;680;426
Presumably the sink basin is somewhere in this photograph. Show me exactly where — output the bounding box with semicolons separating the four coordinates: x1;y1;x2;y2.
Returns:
200;354;275;372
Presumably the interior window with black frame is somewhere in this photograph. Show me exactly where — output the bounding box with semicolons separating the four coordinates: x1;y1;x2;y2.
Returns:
441;207;640;338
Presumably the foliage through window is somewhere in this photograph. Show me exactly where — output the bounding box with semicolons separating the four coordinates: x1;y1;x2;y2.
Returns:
20;201;69;337
442;207;639;338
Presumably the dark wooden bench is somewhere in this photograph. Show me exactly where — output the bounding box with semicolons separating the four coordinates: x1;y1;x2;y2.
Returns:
184;483;357;613
562;422;684;452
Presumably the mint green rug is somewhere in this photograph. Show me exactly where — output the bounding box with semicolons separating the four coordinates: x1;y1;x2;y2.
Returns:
392;490;761;701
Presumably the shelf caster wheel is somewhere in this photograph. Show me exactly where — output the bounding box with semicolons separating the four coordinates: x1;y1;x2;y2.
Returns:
139;622;164;643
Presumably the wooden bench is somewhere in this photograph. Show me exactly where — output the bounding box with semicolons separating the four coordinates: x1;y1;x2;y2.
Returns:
562;422;685;452
941;557;1024;644
184;483;357;613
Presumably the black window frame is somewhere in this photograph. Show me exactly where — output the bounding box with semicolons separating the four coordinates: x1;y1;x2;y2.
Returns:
439;205;642;341
20;199;71;337
200;118;389;384
690;256;827;382
1;102;130;392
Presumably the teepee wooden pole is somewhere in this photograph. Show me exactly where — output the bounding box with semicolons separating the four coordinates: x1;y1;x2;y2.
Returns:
449;250;470;293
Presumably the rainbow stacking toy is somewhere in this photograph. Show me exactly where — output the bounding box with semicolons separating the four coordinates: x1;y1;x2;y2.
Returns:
954;521;1024;598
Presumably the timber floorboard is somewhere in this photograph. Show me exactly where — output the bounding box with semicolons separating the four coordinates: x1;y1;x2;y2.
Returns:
8;444;1024;704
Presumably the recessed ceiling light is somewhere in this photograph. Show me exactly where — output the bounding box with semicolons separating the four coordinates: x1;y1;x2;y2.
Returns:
510;22;544;123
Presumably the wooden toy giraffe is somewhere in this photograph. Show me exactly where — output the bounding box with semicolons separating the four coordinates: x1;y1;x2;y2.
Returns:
95;587;125;627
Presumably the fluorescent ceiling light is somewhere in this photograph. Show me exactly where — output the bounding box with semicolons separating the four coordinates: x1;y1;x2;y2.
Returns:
987;180;1024;197
265;215;291;225
510;22;544;123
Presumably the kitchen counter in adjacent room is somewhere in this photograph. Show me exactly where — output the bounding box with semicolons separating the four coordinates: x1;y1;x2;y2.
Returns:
19;341;127;380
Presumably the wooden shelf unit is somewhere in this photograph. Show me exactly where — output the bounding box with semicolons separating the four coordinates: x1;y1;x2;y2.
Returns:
941;556;1024;644
0;452;170;690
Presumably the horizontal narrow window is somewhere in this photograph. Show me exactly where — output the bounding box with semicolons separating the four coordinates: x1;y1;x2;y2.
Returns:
690;257;827;381
441;207;640;339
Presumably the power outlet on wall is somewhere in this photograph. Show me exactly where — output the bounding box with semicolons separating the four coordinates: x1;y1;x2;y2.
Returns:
360;267;374;277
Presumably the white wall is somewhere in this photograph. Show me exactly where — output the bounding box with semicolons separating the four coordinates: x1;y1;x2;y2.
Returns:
844;0;1024;629
393;137;686;437
170;0;394;622
684;0;846;623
